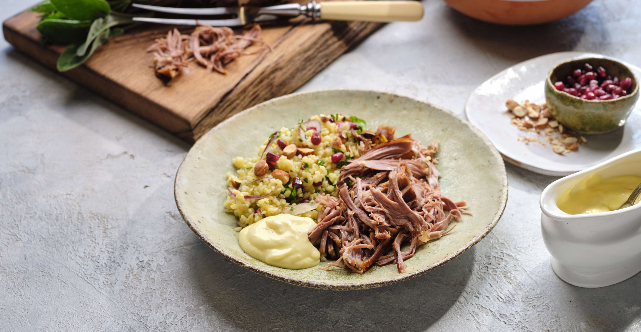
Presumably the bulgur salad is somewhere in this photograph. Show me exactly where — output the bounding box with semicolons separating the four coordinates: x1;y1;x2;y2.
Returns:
225;114;469;273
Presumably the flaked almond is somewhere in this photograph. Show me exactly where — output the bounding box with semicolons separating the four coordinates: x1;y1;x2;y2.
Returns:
523;119;535;128
282;144;297;158
513;106;527;118
231;178;242;189
563;137;578;144
530;104;541;112
535;117;548;129
297;148;315;156
541;103;547;109
580;136;587;143
540;109;552;118
548;120;559;128
331;136;343;149
506;99;520;111
528;106;540;119
558;124;564;134
271;169;290;184
567;143;579;151
254;160;269;177
553;145;566;154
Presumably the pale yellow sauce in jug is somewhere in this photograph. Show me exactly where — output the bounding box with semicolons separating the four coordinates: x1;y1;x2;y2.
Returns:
557;174;641;215
238;215;320;269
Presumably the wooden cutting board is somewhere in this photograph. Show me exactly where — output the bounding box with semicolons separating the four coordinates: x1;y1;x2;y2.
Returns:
2;8;380;142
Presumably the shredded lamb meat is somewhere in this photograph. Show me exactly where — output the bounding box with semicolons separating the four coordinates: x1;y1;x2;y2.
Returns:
147;24;268;81
309;131;469;274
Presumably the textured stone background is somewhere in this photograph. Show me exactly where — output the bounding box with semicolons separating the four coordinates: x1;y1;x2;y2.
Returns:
1;0;640;330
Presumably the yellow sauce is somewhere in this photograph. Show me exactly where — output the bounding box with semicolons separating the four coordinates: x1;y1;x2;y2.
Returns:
239;215;320;269
557;174;641;215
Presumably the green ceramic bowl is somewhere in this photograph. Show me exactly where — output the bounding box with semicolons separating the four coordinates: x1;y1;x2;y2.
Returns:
174;90;508;290
545;56;639;134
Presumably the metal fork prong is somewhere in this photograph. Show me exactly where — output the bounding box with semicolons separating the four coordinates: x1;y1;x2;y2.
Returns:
131;17;246;27
131;3;239;16
629;183;641;204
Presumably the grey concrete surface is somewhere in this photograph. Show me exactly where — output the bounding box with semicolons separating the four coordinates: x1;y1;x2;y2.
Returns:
1;0;640;330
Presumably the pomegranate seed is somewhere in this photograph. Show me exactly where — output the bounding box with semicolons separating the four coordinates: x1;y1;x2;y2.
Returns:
613;94;620;99
311;132;321;145
621;90;628;96
349;123;359;130
328;117;335;123
613;87;623;96
292;177;303;189
607;75;612;81
573;69;583;78
589;85;600;92
599;94;613;100
566;76;576;85
604;84;616;93
580;94;587;99
575;83;582;90
589;79;599;87
601;80;613;87
313;181;322;187
613;77;620;84
578;86;588;95
585;72;596;81
554;81;565;91
302;199;309;203
597;66;607;78
585;92;596;100
276;139;287;150
565;88;578;96
331;152;344;164
594;89;606;97
578;75;588;86
584;63;593;71
620;77;633;90
266;152;280;165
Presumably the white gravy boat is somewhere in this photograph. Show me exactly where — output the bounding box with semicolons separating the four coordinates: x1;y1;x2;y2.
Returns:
540;148;641;288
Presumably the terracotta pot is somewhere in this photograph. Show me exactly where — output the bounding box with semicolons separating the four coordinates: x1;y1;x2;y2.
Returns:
442;0;593;25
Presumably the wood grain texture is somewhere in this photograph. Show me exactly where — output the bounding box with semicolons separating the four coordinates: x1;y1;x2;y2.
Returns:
2;9;380;142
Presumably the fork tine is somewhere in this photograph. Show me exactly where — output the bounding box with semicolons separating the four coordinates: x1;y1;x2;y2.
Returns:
631;183;641;204
132;17;246;27
131;3;239;16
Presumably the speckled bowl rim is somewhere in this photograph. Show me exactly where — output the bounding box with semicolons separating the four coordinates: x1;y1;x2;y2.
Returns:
546;55;639;103
174;89;508;290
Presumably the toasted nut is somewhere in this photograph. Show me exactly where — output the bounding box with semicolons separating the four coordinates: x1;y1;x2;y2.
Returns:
271;169;290;184
563;137;578;144
535;117;548;129
254;160;269;177
541;103;547;109
553;145;566;154
548;120;559;128
567;143;579;151
231;178;242;189
331;136;342;149
513;106;527;118
282;144;297;158
540;109;552;118
506;99;520;111
523;120;535;128
530;104;541;112
558;124;564;134
580;136;587;143
297;148;315;156
320;115;330;123
523;100;530;107
527;106;540;119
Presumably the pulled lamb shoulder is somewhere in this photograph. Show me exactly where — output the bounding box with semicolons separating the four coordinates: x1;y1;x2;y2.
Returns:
148;24;268;81
309;135;468;273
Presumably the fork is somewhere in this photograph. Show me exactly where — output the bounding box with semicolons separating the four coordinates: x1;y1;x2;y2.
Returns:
618;182;641;210
131;1;424;27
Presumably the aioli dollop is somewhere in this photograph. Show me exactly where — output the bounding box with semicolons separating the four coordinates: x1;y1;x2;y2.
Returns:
239;215;320;269
557;174;641;215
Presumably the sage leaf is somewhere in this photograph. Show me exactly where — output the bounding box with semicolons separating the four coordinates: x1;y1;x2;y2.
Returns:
50;0;110;21
30;0;58;14
36;19;92;44
76;14;130;56
57;28;111;72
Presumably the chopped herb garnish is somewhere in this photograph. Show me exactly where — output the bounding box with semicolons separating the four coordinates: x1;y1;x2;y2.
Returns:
316;159;325;166
246;167;253;170
302;161;310;170
304;178;308;183
143;185;149;188
290;207;294;212
314;188;320;193
332;147;342;154
336;160;349;169
299;139;303;142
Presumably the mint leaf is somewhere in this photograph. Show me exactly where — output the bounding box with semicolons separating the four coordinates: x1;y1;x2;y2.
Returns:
77;15;130;56
31;0;58;14
36;19;92;44
51;0;110;21
57;27;111;71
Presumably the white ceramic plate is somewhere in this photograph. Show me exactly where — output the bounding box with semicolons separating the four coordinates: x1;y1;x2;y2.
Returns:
465;52;641;176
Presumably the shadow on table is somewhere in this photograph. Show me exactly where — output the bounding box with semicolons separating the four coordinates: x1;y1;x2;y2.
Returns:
443;2;608;63
2;48;191;153
188;238;475;331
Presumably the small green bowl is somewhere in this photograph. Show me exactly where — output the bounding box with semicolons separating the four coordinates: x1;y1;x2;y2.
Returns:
545;56;639;134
